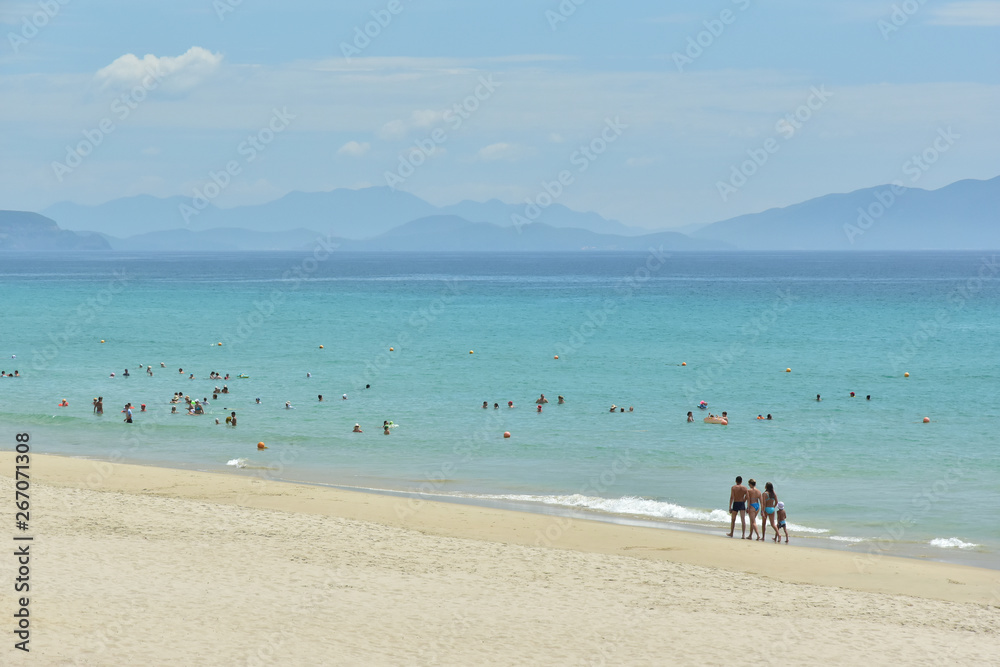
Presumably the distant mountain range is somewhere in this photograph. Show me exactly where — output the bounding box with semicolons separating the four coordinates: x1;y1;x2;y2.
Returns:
3;175;996;251
694;176;1000;250
0;211;109;251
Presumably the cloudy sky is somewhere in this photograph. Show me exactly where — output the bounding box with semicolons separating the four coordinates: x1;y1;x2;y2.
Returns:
2;0;998;229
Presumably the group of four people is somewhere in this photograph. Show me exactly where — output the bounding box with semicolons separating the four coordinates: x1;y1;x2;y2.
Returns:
728;476;788;542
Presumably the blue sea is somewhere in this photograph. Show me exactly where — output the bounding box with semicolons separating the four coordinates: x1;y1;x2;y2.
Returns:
2;251;998;567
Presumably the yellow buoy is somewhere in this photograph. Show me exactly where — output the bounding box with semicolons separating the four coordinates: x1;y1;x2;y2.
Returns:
389;347;394;351
100;340;105;343
469;350;474;354
904;372;909;377
319;345;324;349
786;368;791;373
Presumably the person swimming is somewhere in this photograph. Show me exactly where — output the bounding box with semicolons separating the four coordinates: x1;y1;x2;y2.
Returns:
557;396;565;404
353;423;363;433
687;411;694;422
482;401;489;409
285;401;294;409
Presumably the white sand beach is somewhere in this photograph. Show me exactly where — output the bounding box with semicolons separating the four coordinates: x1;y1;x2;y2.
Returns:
2;452;998;666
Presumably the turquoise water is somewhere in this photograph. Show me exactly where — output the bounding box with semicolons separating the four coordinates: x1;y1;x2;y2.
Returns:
1;251;998;567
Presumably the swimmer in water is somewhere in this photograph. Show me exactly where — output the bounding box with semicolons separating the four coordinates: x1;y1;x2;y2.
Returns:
123;368;129;377
318;395;323;402
342;394;347;400
353;423;363;433
866;395;871;401
365;384;370;389
171;406;177;414
160;362;165;367
816;394;821;401
687;411;694;422
610;405;617;412
140;404;146;412
255;398;261;404
508;401;514;408
557;396;565;404
285;402;293;409
537;405;542;412
536;394;549;404
307;373;311;378
766;414;772;420
629;406;634;412
494;403;499;409
189;374;194;380
229;411;236;426
482;401;489;409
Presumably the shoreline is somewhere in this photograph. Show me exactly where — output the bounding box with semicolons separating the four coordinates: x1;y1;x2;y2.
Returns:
6;451;1000;604
4;450;1000;664
40;446;1000;572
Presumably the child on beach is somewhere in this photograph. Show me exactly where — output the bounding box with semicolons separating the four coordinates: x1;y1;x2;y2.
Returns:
774;502;789;543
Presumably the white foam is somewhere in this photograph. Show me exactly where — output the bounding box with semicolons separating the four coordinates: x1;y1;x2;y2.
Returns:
929;537;978;550
829;536;867;543
466;492;831;533
226;458;248;469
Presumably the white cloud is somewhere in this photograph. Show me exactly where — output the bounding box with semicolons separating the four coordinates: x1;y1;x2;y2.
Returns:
476;142;533;162
94;46;223;92
929;1;1000;25
337;141;370;157
377;119;408;140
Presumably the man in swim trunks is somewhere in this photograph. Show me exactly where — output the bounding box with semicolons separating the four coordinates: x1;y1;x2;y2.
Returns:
536;394;549;404
727;476;749;538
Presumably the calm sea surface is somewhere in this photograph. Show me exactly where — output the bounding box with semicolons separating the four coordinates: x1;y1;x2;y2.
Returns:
1;251;998;567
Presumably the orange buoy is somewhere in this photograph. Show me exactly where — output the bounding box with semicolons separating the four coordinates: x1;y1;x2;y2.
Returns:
503;431;511;438
469;350;474;354
904;372;910;377
319;345;324;349
786;368;791;373
100;340;105;343
217;342;222;346
389;347;393;351
257;442;267;449
554;355;559;359
922;417;930;423
681;362;686;366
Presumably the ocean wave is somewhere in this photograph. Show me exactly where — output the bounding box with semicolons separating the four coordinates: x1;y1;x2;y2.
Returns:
226;458;248;469
929;537;979;550
462;492;831;533
829;536;867;543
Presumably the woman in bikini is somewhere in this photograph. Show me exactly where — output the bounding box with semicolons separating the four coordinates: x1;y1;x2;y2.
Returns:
761;482;779;541
746;478;762;541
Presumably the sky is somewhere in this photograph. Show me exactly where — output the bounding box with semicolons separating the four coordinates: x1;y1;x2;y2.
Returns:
2;0;998;230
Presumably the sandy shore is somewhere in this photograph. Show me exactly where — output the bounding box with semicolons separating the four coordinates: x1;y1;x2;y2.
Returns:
2;452;998;666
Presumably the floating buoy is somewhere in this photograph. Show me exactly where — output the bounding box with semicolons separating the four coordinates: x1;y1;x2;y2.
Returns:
923;417;930;423
554;355;559;359
681;362;686;366
503;431;511;438
319;345;324;349
469;350;474;354
904;372;910;377
786;368;791;373
389;347;393;351
257;442;267;449
100;340;105;343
